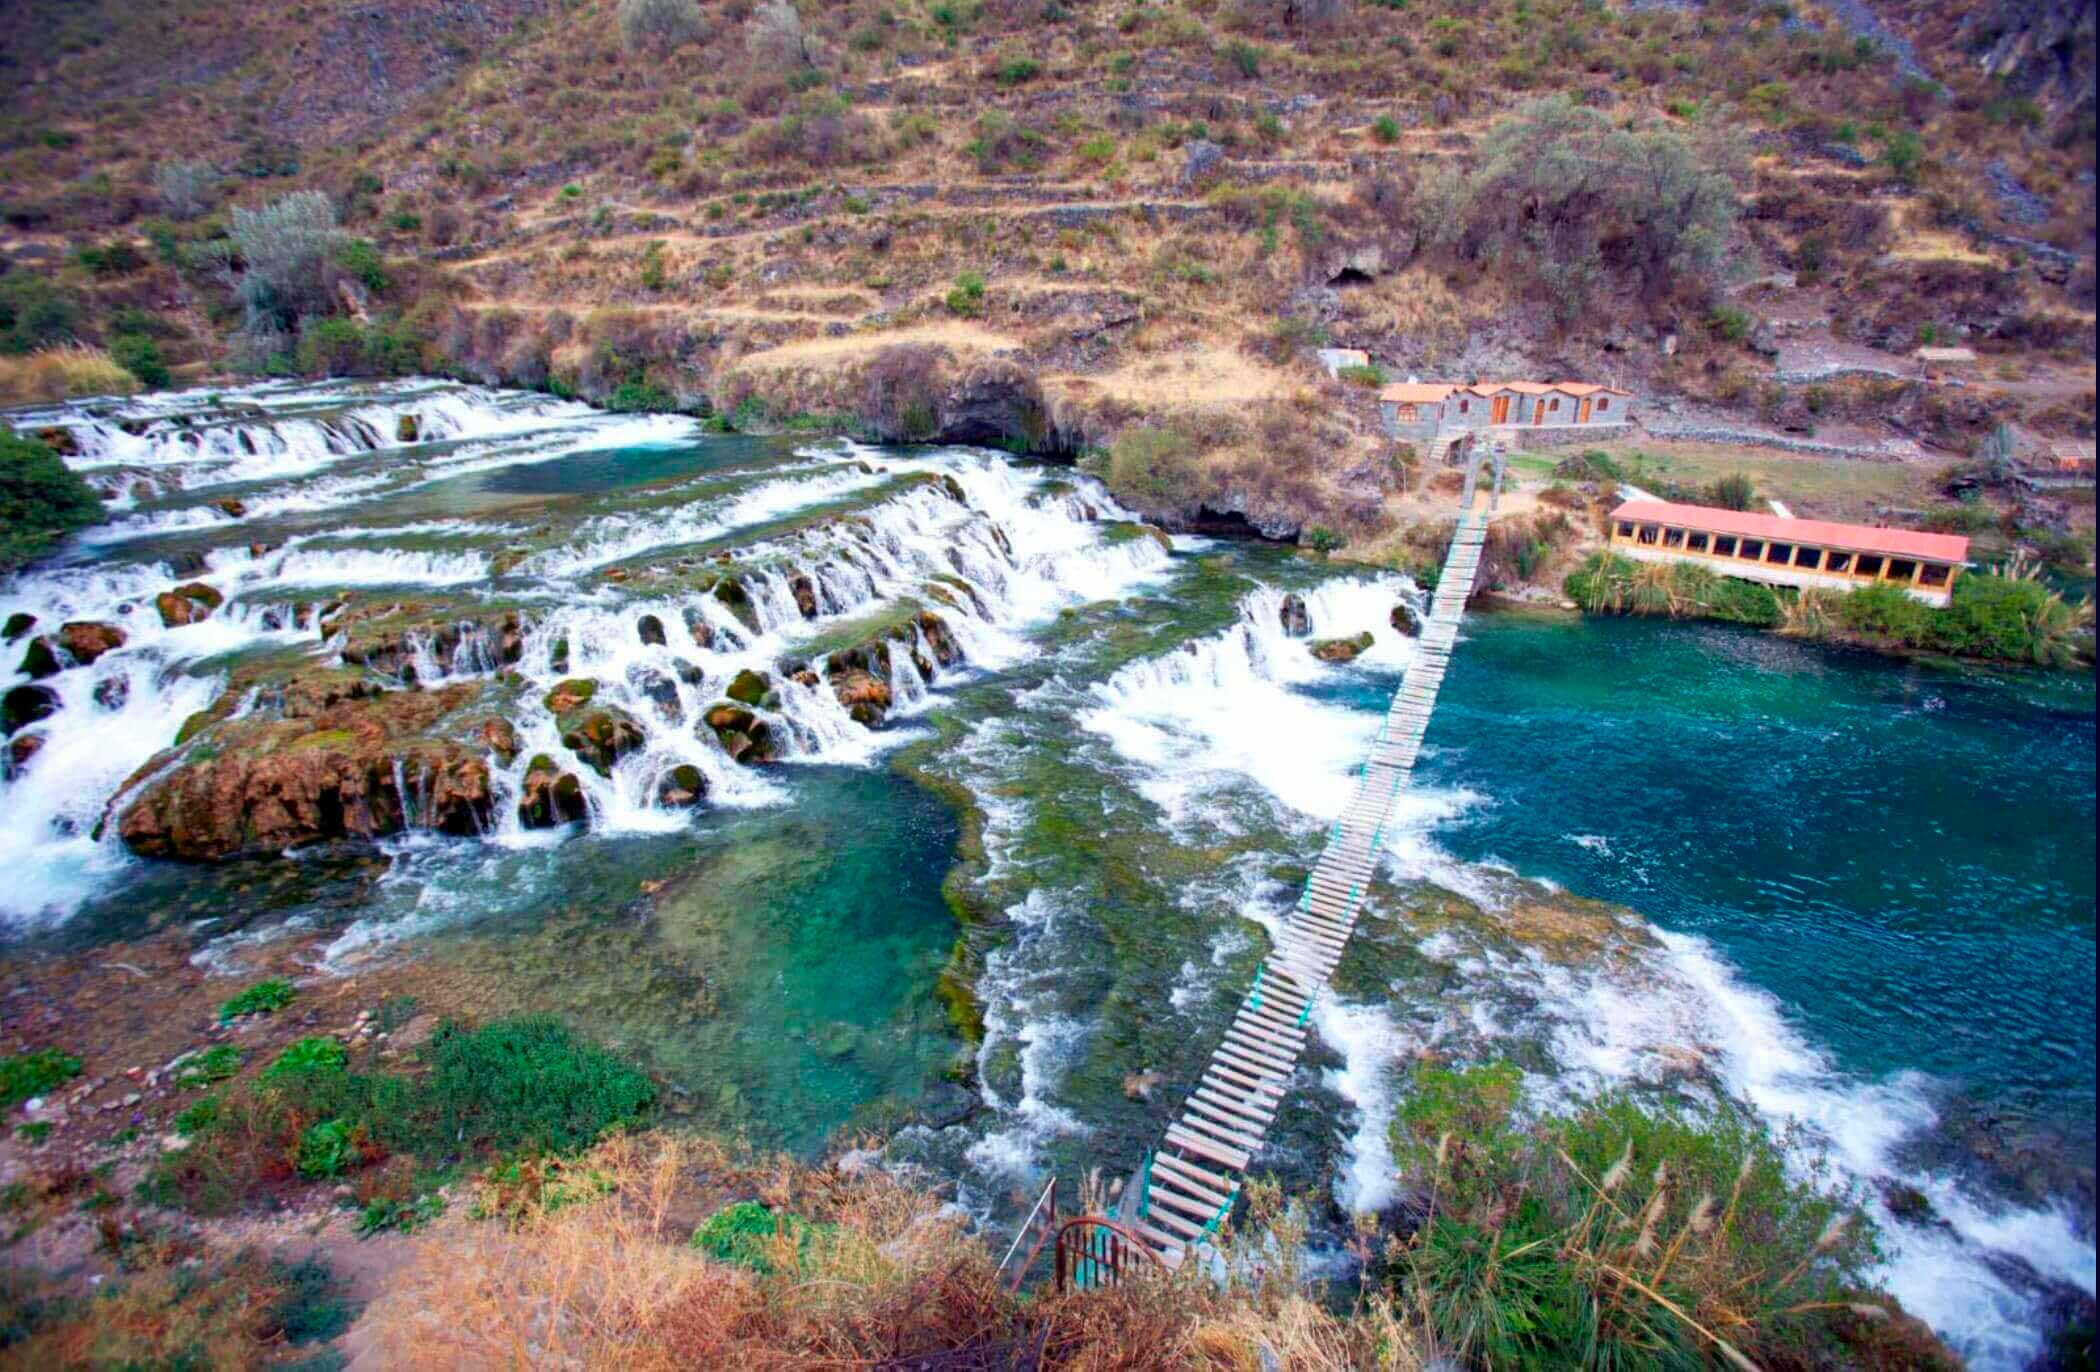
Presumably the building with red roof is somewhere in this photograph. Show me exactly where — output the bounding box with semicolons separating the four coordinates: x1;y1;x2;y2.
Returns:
1608;499;1970;606
1378;379;1634;460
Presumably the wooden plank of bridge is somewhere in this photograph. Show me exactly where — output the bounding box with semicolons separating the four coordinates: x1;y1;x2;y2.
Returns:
1128;508;1493;1268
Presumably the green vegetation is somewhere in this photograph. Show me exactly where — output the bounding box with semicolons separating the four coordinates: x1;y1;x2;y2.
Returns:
265;1036;348;1081
1085;423;1202;514
218;977;295;1021
149;1014;654;1216
1569;553;2095;666
108;331;169;388
0;427;103;572
690;1200;832;1274
1381;1062;1887;1370
173;1045;242;1089
0;274;79;354
944;270;987;317
0;1048;82;1108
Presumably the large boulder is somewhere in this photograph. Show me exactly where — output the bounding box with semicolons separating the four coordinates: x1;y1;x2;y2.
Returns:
2;683;59;737
830;669;893;725
155;583;224;628
543;678;598;713
789;574;819;619
117;684;494;861
1278;593;1311;638
3;613;36;643
559;707;645;777
656;764;706;809
1391;601;1421;637
704;703;777;764
517;754;588;828
636;613;668;646
726;669;769;707
59;621;126;666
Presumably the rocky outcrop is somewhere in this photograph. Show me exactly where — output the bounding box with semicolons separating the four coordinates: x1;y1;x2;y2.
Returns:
21;621;127;676
544;678;597;713
830;669;892;725
636;613;668;646
333;604;524;680
725;669;770;707
935;360;1061;454
2;613;34;643
656;763;705;808
559;706;644;777
1391;601;1421;637
1309;631;1374;663
117;683;494;861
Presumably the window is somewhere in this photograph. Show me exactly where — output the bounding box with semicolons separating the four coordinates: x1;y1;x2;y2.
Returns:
1739;539;1763;560
1637;524;1660;545
1919;563;1950;587
1615;521;1635;538
1662;527;1686;548
1887;558;1917;582
1855;554;1884;578
1597;397;1609;411
1458;399;1470;414
1687;532;1710;552
1793;545;1822;569
1549;397;1560;411
1825;551;1852;573
1713;535;1737;556
1765;542;1792;564
1396;404;1417;422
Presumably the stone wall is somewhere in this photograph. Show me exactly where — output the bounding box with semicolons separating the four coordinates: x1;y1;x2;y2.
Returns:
1513;423;1634;451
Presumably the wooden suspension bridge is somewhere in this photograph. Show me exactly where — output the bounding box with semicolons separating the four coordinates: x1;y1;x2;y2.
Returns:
1089;445;1509;1276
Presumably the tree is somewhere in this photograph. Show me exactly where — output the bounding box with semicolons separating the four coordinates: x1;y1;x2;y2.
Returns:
0;427;103;572
747;0;817;69
229;191;342;333
1438;96;1740;324
618;0;702;53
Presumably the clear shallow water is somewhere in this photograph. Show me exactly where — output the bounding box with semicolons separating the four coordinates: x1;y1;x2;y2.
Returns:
3;382;2091;1366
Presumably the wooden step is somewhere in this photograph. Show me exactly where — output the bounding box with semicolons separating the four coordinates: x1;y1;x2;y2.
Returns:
1194;1084;1275;1125
1175;1108;1262;1154
1134;1219;1188;1254
1148;1181;1223;1226
1142;1204;1207;1241
1202;1062;1283;1102
1183;1094;1267;1143
1153;1149;1234;1199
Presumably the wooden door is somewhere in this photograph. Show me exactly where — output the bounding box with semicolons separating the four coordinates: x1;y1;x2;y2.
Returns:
1532;397;1546;425
1578;397;1592;423
1490;395;1509;424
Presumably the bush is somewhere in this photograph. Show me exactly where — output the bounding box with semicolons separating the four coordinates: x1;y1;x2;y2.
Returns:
174;1045;242;1089
76;240;148;277
332;238;389;293
231;190;342;331
219;978;295;1021
690;1200;832;1273
296;317;367;376
1336;362;1383;387
995;55;1041;85
0;273;78;354
296;1118;357;1178
944;270;987;317
0;427;102;571
153;159;219;218
862;343;949;441
1387;1062;1881;1370
618;0;702;51
0;1047;82;1107
268;1256;353;1345
746;0;816;69
1098;424;1204;513
1370;113;1401;143
1706;471;1756;510
416;1016;655;1158
109;333;170;389
1225;40;1263;77
606;377;676;412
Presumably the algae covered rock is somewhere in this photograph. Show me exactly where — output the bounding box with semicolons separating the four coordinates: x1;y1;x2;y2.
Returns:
657;764;706;808
830;669;893;725
1391;601;1421;637
1309;631;1374;663
544;678;599;713
560;707;645;777
155;582;224;628
704;703;777;764
518;754;588;828
725;669;769;707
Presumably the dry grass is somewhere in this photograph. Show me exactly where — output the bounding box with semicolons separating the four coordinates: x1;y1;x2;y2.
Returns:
1077;344;1295;408
731;320;1022;371
0;344;140;404
357;1132;1427;1370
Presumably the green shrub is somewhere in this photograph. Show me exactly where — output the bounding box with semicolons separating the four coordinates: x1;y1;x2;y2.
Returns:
416;1016;655;1158
331;238;389;293
266;1037;348;1082
1388;1062;1880;1370
218;978;295;1021
1706;471;1756;511
995;55;1041;85
944;270;987;317
0;1048;82;1107
1337;362;1383;388
1709;305;1753;343
0;428;103;573
109;333;170;389
0;274;79;354
1097;423;1201;512
1302;526;1345;554
639;239;670;291
1370;113;1402;143
607;378;676;412
174;1045;242;1089
1225;40;1263;78
295;316;367;377
296;1119;356;1178
690;1200;832;1273
173;1095;222;1136
268;1256;353;1344
75;240;148;277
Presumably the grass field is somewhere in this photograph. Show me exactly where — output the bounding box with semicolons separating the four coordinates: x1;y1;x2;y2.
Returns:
1528;440;1941;522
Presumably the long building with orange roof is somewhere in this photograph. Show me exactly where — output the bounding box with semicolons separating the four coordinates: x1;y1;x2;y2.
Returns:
1608;498;1971;606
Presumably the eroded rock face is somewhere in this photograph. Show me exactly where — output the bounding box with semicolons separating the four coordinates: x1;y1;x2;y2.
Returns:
117;684;493;861
57;622;126;668
1279;593;1311;638
4;612;37;642
334;605;524;680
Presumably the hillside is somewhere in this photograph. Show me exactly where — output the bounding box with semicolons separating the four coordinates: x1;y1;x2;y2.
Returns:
1;0;2094;539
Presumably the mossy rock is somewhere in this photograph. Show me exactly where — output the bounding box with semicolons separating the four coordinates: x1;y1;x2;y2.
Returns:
1391;601;1421;637
544;678;598;713
704;703;776;764
1309;631;1375;663
725;669;768;706
560;707;645;777
657;763;705;808
2;613;34;643
713;578;760;633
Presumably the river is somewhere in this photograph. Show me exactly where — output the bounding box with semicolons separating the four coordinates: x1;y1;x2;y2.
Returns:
1;380;2090;1367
